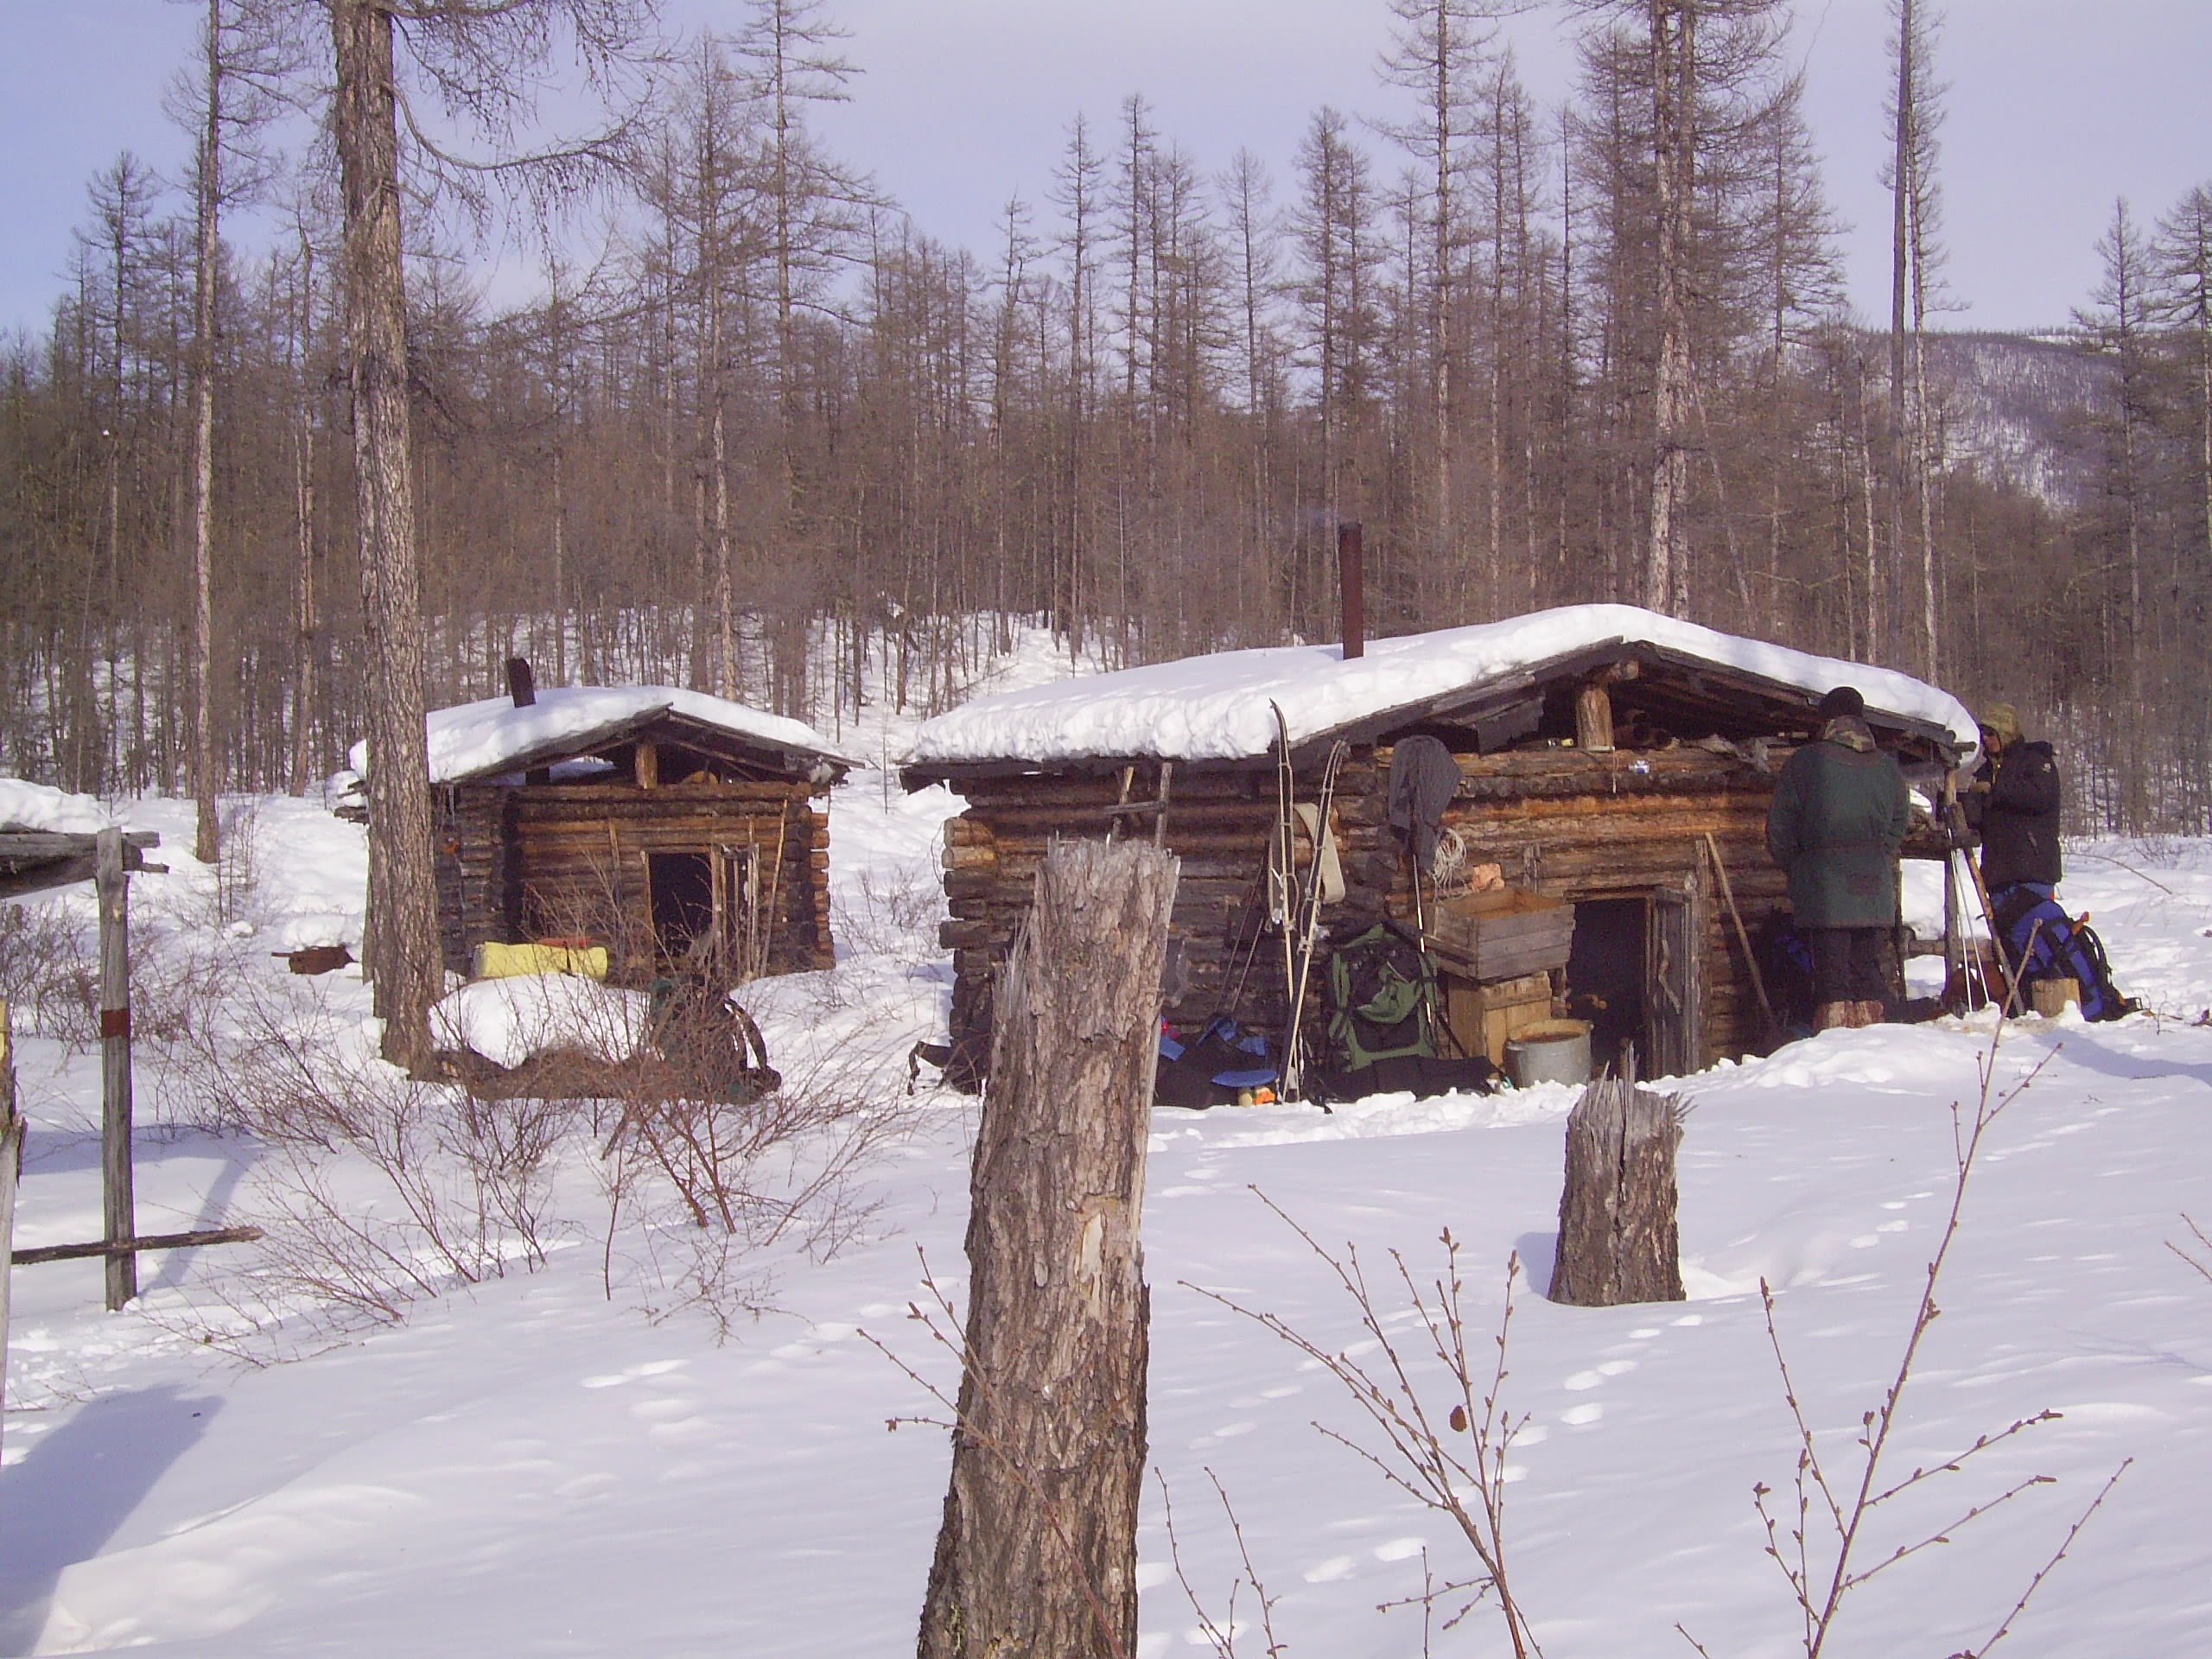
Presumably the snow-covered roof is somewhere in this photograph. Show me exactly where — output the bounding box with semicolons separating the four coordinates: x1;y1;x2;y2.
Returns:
350;686;861;785
910;604;1980;769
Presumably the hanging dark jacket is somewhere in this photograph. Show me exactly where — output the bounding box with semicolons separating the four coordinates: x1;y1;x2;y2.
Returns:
1965;741;2063;889
1766;717;1911;929
1387;734;1461;871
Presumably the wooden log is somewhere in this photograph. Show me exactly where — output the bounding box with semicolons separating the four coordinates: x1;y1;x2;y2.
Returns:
2031;977;2079;1018
1548;1077;1686;1306
10;1224;265;1267
1575;682;1615;751
96;827;137;1312
1;1001;19;1463
918;839;1177;1659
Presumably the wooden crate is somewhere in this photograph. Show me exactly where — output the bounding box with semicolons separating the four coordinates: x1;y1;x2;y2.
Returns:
1426;887;1574;982
1443;970;1557;1066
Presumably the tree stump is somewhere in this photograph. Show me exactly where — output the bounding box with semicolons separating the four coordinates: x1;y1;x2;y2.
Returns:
918;838;1179;1659
1548;1077;1686;1306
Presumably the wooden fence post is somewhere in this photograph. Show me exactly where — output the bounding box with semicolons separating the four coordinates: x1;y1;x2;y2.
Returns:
96;827;137;1312
2;1000;20;1462
918;839;1179;1659
1548;1076;1687;1306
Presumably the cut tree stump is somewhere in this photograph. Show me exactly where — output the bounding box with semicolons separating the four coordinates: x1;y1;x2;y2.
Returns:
1548;1076;1686;1306
918;838;1179;1659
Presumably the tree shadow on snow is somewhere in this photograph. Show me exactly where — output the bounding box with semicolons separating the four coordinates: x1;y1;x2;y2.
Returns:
0;1385;219;1656
2044;1030;2212;1093
1514;1230;1559;1300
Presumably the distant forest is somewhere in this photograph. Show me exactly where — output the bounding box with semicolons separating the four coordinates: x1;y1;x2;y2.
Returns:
3;0;2209;832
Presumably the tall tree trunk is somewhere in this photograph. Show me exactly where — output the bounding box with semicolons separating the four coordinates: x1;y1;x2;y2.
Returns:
189;0;222;864
1887;0;1913;670
333;0;438;1070
1646;0;1693;616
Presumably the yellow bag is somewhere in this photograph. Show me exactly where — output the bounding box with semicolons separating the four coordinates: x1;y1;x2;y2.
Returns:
474;940;609;981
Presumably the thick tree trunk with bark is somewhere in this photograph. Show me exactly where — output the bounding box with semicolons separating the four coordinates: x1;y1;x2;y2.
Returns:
333;0;439;1070
1549;1076;1685;1306
918;838;1179;1659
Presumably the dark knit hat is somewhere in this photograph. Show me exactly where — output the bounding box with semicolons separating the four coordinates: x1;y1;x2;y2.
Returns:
1819;685;1866;720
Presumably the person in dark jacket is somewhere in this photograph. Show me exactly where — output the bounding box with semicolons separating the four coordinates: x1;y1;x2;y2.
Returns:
1962;702;2062;900
1766;685;1912;1032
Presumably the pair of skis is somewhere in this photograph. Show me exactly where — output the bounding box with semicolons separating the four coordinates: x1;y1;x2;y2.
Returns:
1271;702;1346;1100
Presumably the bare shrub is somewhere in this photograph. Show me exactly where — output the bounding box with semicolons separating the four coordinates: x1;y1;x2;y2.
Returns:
2172;1213;2212;1287
213;796;261;924
0;899;98;1044
1157;1467;1287;1659
1694;1027;2132;1659
200;973;582;1325
1191;1195;1543;1658
604;1029;914;1340
833;855;944;962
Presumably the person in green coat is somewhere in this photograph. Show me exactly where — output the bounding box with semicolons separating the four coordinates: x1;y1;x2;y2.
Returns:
1766;684;1911;1031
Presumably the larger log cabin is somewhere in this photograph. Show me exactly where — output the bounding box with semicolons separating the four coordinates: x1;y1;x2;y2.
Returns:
903;606;1980;1090
351;663;855;985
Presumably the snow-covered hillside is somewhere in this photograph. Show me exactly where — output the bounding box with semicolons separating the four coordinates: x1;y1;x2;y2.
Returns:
3;721;2210;1653
1923;329;2109;509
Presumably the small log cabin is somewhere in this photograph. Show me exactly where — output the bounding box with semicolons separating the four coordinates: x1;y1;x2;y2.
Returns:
903;605;1979;1089
353;664;855;984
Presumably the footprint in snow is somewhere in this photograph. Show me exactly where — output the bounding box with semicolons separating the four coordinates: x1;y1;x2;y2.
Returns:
1560;1402;1605;1426
581;1357;688;1389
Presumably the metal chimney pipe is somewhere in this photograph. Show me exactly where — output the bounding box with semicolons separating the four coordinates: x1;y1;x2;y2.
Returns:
1338;521;1365;660
505;657;537;708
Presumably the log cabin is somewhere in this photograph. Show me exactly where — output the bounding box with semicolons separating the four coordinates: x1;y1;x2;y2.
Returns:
351;662;855;985
902;605;1980;1090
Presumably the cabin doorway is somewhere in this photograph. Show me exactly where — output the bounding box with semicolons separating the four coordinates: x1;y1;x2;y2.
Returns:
1565;886;1700;1078
648;851;716;964
645;845;766;976
1567;897;1644;1072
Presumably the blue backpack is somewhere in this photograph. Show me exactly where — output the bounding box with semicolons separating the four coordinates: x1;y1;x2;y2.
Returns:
1991;887;2139;1021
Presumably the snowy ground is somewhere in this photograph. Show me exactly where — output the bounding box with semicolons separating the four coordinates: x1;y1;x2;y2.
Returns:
4;706;2211;1653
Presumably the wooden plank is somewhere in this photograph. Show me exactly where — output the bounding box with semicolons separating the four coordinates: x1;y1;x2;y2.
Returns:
96;827;137;1311
10;1225;264;1267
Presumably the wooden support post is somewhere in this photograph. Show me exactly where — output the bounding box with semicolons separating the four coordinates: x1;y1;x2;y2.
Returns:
1548;1076;1686;1306
918;839;1179;1659
96;827;137;1312
2;1000;21;1462
634;739;658;791
1940;771;1968;1004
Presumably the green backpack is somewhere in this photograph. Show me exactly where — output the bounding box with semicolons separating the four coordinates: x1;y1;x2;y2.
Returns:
1325;920;1439;1071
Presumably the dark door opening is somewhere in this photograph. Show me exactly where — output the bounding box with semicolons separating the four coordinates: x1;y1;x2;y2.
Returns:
1566;897;1645;1074
647;851;716;964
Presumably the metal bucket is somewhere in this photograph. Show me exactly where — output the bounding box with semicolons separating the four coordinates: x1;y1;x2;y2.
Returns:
1505;1019;1593;1089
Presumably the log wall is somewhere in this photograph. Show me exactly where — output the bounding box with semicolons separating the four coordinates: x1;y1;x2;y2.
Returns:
437;779;832;981
936;743;1803;1084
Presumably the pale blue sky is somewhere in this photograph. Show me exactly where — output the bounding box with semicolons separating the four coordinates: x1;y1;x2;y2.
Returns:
3;0;2206;340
